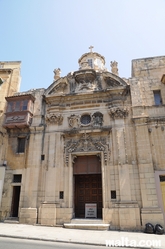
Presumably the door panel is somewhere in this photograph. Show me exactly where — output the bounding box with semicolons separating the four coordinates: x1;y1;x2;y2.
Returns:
75;174;102;218
160;182;165;210
11;186;21;217
73;155;101;175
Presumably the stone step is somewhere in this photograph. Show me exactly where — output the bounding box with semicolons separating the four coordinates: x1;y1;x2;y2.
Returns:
64;223;110;230
71;218;103;224
4;217;19;224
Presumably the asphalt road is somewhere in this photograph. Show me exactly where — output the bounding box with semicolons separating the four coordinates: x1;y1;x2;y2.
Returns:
0;237;108;249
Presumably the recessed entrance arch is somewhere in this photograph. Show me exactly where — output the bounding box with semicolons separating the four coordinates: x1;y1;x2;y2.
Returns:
73;155;102;218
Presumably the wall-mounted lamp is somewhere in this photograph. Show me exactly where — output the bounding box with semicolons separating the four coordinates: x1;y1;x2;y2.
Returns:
0;78;4;86
3;161;7;166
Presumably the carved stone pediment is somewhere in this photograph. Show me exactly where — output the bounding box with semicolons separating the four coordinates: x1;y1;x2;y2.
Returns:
109;107;129;119
64;133;109;166
72;70;102;93
46;113;63;125
75;81;97;92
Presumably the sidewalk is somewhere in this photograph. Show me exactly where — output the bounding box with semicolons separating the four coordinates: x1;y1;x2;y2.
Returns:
0;223;164;248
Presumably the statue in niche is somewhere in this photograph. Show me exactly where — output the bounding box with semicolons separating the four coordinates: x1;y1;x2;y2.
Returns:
92;112;103;127
110;61;118;76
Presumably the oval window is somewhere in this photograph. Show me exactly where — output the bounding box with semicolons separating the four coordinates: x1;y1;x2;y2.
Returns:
80;114;91;125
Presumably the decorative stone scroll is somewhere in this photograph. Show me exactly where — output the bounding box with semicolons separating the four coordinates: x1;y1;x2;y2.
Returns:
109;107;129;119
46;113;63;125
64;133;109;166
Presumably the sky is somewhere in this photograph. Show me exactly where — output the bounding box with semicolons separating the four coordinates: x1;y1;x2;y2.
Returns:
1;0;165;92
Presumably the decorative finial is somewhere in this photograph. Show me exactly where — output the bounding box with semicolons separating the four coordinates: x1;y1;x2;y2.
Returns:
110;61;119;76
53;68;61;80
89;45;94;53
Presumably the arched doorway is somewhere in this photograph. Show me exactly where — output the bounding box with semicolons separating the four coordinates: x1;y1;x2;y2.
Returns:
73;155;102;218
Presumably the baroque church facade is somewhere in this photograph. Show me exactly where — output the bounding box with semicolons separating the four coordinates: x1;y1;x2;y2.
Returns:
0;48;165;230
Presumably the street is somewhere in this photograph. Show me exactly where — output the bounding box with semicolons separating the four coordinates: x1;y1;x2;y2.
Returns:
0;237;135;249
0;237;105;249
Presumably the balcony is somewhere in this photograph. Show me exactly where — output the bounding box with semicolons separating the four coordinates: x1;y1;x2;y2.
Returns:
3;94;35;129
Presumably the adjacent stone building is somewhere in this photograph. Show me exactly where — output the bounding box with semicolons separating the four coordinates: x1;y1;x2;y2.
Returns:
0;49;165;231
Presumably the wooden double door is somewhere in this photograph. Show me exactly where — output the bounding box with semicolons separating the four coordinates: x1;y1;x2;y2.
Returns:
74;156;102;218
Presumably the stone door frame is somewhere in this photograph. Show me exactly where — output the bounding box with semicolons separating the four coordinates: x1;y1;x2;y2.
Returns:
67;151;105;220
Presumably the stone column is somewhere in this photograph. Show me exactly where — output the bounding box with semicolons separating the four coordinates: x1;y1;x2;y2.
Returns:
134;118;164;227
19;126;44;224
109;106;140;230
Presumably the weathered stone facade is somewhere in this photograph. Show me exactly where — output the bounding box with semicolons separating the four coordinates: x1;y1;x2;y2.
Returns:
0;51;165;231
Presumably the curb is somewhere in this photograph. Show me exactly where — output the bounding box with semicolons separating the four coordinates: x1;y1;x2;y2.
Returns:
0;234;147;248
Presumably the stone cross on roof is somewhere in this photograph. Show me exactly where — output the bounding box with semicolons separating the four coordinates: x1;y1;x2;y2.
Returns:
89;45;94;52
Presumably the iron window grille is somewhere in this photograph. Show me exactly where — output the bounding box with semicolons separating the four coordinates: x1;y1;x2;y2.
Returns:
13;174;22;183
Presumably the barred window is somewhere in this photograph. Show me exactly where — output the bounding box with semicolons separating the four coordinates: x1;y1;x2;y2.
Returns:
13;174;22;183
17;137;26;153
111;190;116;199
160;175;165;182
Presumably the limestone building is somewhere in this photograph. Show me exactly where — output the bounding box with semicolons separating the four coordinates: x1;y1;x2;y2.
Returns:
0;49;165;231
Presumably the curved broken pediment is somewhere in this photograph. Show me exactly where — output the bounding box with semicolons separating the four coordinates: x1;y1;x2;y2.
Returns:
102;72;128;89
45;77;69;96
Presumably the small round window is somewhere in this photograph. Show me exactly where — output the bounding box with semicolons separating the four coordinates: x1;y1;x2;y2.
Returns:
80;114;91;125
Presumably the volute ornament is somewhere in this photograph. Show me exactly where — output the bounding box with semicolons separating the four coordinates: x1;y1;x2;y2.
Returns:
109;107;129;119
46;113;63;125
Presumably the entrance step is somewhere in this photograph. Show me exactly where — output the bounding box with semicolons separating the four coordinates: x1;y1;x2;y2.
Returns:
4;217;19;224
71;218;103;224
64;219;110;230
